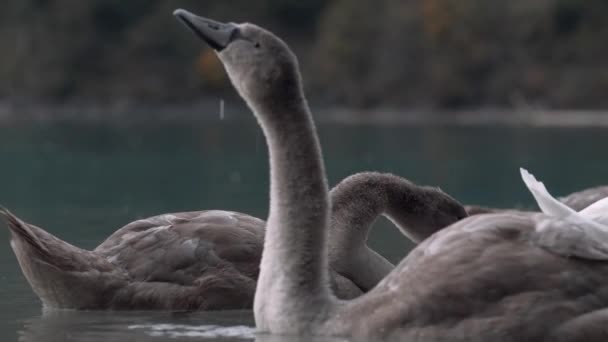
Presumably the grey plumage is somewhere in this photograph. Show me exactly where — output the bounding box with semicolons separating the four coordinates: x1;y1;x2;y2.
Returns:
328;172;466;291
2;171;464;310
173;9;608;340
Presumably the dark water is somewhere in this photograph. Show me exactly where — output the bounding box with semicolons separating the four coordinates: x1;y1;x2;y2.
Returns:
1;119;608;341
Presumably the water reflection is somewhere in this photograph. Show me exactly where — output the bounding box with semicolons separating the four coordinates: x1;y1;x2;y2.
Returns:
19;309;255;342
128;324;255;339
19;309;350;342
255;335;348;342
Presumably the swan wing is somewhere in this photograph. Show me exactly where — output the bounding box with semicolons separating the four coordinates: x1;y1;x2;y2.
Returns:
579;197;608;226
520;168;608;230
417;212;608;262
533;214;608;260
95;210;265;283
520;168;577;218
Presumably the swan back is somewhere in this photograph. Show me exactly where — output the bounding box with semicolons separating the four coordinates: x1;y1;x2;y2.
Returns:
349;211;608;339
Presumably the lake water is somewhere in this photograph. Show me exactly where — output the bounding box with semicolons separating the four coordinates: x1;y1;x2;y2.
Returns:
1;119;608;341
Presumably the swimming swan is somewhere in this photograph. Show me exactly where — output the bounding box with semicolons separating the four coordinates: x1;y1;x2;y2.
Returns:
173;9;608;340
1;170;464;310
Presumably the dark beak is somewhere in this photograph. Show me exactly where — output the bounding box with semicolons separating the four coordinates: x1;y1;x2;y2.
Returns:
173;9;237;51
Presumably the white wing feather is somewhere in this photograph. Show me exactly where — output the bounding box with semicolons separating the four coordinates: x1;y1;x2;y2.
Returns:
533;216;608;260
520;168;576;218
579;197;608;226
520;167;608;259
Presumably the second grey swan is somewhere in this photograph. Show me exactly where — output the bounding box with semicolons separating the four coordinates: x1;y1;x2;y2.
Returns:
173;9;608;340
2;170;464;310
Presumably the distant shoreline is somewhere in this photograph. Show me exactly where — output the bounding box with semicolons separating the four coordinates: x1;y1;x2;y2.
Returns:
1;101;608;127
324;108;608;127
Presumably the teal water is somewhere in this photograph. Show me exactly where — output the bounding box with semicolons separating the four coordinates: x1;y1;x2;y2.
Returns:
1;120;608;341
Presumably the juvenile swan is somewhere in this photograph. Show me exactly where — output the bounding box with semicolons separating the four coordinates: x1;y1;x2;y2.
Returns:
174;9;608;340
1;170;464;310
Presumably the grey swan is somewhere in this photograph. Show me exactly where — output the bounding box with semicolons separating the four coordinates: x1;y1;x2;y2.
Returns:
466;184;608;216
173;9;608;340
1;170;465;310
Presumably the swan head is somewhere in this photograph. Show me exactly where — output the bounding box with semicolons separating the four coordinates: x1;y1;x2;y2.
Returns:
387;186;468;242
174;9;301;108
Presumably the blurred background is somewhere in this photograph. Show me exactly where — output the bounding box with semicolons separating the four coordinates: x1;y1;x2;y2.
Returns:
1;1;608;341
2;0;608;113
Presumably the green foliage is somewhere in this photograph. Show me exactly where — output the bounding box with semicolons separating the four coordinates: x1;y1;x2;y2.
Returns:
1;0;608;109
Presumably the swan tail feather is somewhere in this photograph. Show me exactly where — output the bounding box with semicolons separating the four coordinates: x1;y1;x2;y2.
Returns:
520;168;576;218
1;207;97;269
0;207;52;259
1;207;122;309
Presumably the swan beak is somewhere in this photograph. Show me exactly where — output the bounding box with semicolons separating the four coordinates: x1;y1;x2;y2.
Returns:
173;9;237;51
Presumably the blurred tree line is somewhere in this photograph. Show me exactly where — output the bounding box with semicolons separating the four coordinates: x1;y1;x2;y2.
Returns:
1;0;607;110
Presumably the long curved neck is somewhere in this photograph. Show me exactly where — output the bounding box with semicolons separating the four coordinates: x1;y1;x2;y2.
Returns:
328;173;453;291
252;88;332;329
328;174;394;291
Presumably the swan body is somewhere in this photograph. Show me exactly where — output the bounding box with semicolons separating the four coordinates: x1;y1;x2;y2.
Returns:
3;208;265;310
173;9;608;340
2;170;464;310
339;213;608;340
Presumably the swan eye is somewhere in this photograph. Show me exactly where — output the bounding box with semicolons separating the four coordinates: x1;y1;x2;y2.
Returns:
254;42;261;48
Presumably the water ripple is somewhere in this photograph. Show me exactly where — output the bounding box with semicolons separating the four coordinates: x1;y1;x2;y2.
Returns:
128;323;256;339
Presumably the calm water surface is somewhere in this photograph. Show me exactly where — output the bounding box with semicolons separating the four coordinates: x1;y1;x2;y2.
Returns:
1;118;608;341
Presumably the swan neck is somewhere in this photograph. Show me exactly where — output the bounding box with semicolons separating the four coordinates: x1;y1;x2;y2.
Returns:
329;180;387;249
253;90;332;325
328;174;394;290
